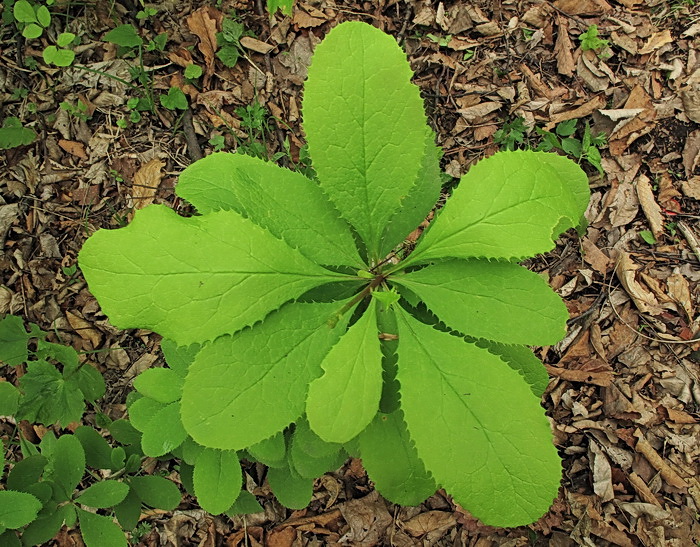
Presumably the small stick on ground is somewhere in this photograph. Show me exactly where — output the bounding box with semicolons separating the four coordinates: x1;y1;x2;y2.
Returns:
182;108;203;162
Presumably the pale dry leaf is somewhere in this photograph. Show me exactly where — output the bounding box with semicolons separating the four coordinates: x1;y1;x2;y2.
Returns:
553;0;612;15
633;429;689;489
546;95;606;128
667;271;693;321
639;29;673;55
413;5;436;26
582;238;611;274
610;31;638;54
293;4;327;28
614;251;664;315
608;182;639;228
599;108;645;121
403;510;457;537
66;310;102;348
576;54;609;92
457;101;502;122
682;130;700;176
680;84;700;123
635;175;664;239
58;139;88;160
681;175;700;199
131;159;164;210
186;7;221;85
239;36;275;55
589;441;614;502
555;16;575;77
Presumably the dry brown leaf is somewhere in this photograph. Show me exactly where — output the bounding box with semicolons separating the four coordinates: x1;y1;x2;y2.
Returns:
239;36;275;54
633;429;689;489
639;29;673;55
457;101;502;122
545;362;613;386
553;0;611;15
338;491;392;544
403;511;457;537
65;310;102;348
186;7;221;86
576;53;609;92
554;16;575;77
265;527;296;547
681;175;700;199
682;129;700;176
130;159;164;210
58;139;88;160
635;175;664;239
667;271;693;321
581;238;611;274
609;86;656;155
293;4;327;28
614;251;664;315
680;83;700;123
168;47;194;68
546;95;606;128
628;472;661;506
589;441;614;501
608;181;639;228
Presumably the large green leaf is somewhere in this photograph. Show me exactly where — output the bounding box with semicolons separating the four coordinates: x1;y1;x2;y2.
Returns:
181;301;351;450
473;340;550;397
379;128;442;256
133;368;183;403
140;402;188;457
193;448;241;514
77;508;126;547
406;151;590;264
0;314;30;366
44;434;86;502
177;152;363;268
17;360;84;426
129;475;181;510
394;259;568;345
359;411;436;506
267;463;314;510
395;308;561;527
303;21;428;260
79;205;341;346
0;491;42;529
74;480;130;508
306;300;383;443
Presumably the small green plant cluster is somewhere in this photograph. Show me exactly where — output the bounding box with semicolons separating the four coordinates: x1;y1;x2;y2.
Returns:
494;117;606;175
0;315;182;545
0;117;37;150
79;22;591;527
11;0;77;66
578;24;611;58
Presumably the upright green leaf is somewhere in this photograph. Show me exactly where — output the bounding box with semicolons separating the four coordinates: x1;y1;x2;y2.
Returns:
473;340;550;397
247;432;286;467
0;382;20;415
79;206;341;346
75;480;130;508
140;402;188;457
161;340;200;378
225;490;263;516
17;361;84;426
267;463;313;510
77;509;126;547
129;475;181;510
193;448;241;514
21;504;73;546
133;368;183;403
395;308;561;527
74;426;113;470
289;420;346;479
181;301;350;450
379;128;442;256
44;434;86;502
177;153;363;267
394;259;568;345
0;491;41;529
406;151;590;264
0;315;30;366
306;300;383;443
359;411;436;506
6;455;47;492
303;21;428;260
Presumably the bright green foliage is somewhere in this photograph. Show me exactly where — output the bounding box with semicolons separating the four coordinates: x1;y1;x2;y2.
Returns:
13;0;51;39
79;22;591;527
193;448;241;514
267;0;293;16
0;491;42;529
160;87;188;110
0;117;38;150
579;24;609;52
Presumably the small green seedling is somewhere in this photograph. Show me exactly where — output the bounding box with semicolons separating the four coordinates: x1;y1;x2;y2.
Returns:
42;32;76;66
13;0;51;39
184;63;203;81
215;16;250;68
493;116;528;150
79;22;590;527
0;117;37;149
579;24;610;53
160;87;188;111
267;0;293;16
426;33;452;47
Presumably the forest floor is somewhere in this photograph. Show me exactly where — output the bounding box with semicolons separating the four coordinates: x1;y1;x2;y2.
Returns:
1;0;700;545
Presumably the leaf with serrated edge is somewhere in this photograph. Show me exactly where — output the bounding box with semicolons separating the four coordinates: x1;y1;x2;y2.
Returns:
141;402;188;457
133;368;183;403
406;151;590;265
177;153;363;268
359;411;436;506
395;307;561;527
394;259;568;345
379;128;442;256
79;205;342;346
193;448;241;515
267;462;313;510
472;340;549;397
77;508;126;547
181;301;351;450
303;22;428;260
307;299;383;443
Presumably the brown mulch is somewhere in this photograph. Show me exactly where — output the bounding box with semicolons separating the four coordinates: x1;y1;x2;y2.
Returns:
1;0;700;545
